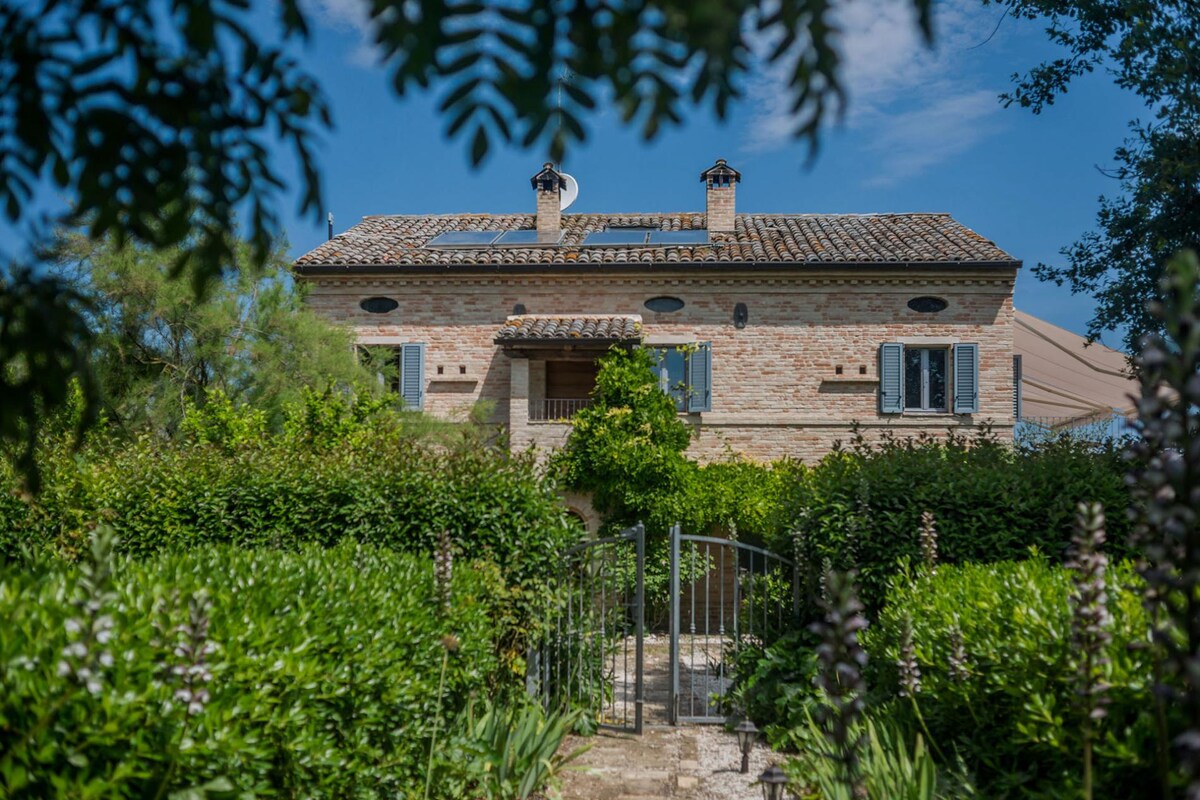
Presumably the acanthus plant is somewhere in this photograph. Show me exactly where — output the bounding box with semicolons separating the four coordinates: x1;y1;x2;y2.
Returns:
810;568;869;796
1068;501;1111;800
919;510;938;573
435;529;454;611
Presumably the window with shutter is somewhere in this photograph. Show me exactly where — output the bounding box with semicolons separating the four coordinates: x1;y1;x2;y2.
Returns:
688;342;712;412
400;343;426;410
953;343;979;414
650;343;712;412
356;343;426;410
879;343;904;414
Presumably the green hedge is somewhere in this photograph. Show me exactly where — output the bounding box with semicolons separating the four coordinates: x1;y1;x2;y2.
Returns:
0;392;579;598
0;540;505;798
778;431;1133;609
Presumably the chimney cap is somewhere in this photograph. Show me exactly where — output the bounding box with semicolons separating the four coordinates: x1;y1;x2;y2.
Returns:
530;162;564;192
700;158;741;186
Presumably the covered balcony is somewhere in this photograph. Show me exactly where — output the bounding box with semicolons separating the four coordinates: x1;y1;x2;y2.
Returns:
494;314;642;435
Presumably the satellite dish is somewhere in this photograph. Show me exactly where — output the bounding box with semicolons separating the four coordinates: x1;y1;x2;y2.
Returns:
559;172;579;211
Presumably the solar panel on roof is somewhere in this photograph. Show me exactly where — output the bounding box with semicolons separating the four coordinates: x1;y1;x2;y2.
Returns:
426;231;501;246
494;230;553;245
582;230;652;246
647;230;709;245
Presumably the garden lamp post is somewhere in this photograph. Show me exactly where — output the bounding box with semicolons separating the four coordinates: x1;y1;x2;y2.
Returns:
758;763;789;800
735;719;758;773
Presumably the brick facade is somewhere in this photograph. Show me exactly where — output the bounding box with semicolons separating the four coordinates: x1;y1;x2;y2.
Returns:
705;185;736;232
304;267;1017;464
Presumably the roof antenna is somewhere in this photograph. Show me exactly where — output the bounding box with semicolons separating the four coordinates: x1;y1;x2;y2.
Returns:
554;69;580;212
327;212;333;241
555;69;576;172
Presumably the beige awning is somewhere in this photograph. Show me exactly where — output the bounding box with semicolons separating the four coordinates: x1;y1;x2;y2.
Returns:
1015;310;1138;424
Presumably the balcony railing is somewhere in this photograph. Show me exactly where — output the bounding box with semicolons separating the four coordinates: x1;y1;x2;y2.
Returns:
530;398;592;422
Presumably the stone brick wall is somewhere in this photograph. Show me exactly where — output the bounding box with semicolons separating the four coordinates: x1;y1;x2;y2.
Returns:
536;189;561;242
705;185;736;232
302;268;1016;465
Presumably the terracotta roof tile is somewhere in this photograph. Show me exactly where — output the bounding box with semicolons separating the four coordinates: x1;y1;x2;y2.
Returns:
495;315;643;342
295;213;1018;271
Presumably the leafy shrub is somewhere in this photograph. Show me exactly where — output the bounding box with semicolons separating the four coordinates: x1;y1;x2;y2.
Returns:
731;631;823;748
554;347;801;542
779;430;1133;610
739;558;1173;798
865;558;1171;798
555;346;694;532
0;537;520;798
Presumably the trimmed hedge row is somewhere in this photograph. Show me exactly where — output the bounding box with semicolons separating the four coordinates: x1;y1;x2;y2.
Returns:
0;409;579;596
775;431;1133;609
0;541;504;798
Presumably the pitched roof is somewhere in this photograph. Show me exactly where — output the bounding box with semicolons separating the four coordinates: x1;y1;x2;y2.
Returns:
294;213;1019;272
495;315;642;343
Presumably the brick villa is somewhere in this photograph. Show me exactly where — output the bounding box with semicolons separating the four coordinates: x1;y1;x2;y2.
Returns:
293;159;1021;465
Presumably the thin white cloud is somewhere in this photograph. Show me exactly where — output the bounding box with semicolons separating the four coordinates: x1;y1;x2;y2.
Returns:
743;0;1008;183
305;0;380;67
863;89;1000;185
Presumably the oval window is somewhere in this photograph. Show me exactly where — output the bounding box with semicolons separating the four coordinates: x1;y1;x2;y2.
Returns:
907;296;948;313
360;297;399;314
644;296;685;313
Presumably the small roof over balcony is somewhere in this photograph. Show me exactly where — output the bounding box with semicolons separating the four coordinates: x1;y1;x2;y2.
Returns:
494;314;642;347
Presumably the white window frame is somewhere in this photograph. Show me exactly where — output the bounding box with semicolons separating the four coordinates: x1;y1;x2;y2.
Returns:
652;345;692;412
904;346;951;413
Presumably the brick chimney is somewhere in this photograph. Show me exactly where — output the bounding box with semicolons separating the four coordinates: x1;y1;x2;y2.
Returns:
530;162;563;242
700;158;741;233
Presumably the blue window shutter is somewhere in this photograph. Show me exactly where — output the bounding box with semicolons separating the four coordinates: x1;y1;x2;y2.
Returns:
400;343;425;410
1012;354;1022;420
688;342;712;412
953;343;979;414
879;343;903;414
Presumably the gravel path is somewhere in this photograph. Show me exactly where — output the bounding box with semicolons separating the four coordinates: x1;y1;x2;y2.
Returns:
555;635;784;799
557;725;778;799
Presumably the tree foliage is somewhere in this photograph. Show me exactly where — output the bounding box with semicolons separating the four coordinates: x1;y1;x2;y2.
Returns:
52;232;370;436
0;268;97;491
991;0;1200;352
0;0;329;481
364;0;930;164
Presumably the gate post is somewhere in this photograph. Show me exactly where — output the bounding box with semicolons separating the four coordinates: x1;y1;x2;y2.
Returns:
634;522;645;734
668;522;681;725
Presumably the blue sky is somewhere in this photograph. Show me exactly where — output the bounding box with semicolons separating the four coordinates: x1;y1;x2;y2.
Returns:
2;1;1145;348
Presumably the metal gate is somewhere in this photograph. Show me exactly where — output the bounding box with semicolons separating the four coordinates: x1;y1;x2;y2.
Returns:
531;523;645;734
534;521;795;731
668;523;796;724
